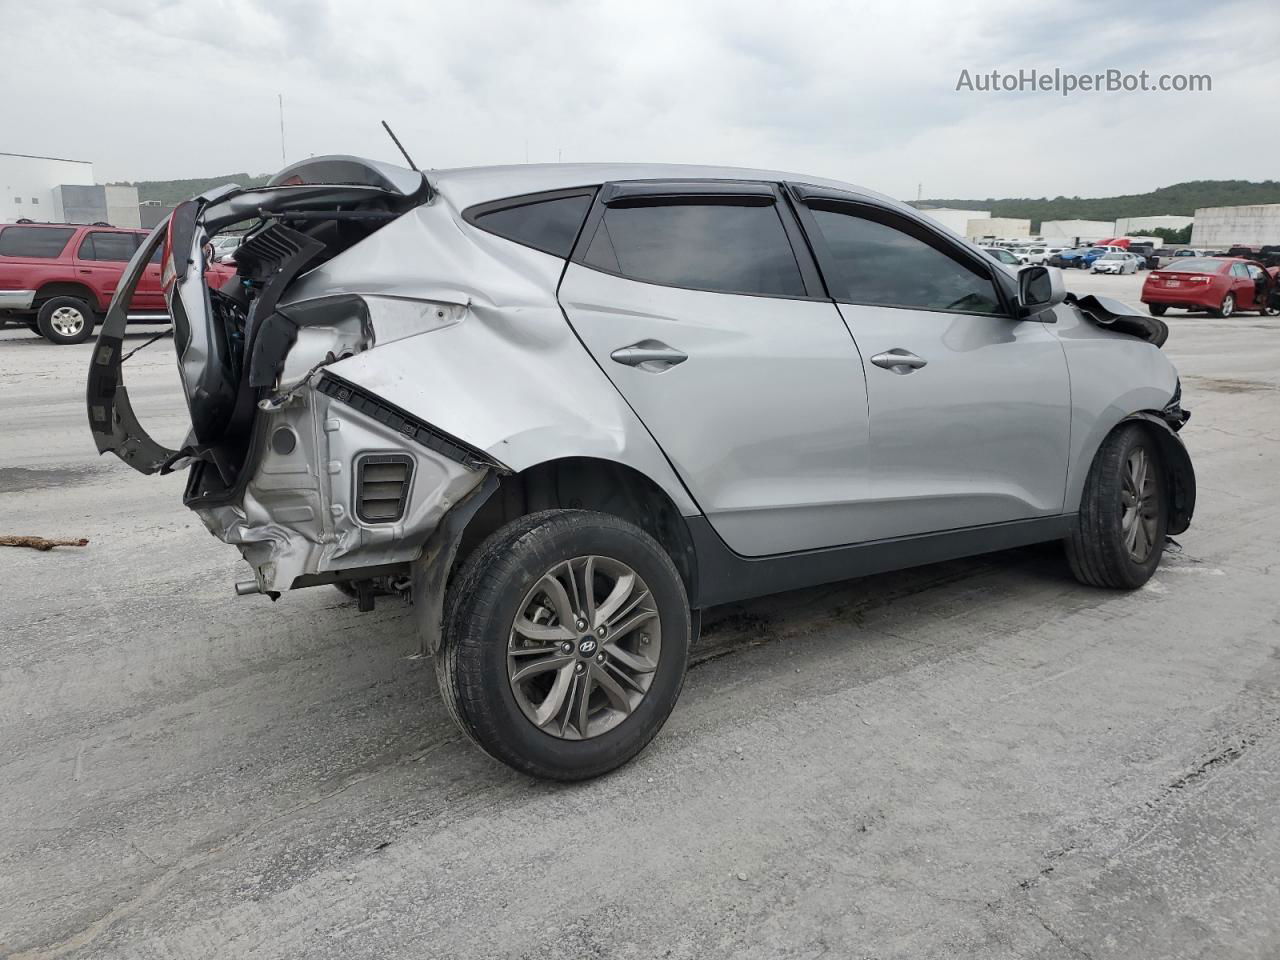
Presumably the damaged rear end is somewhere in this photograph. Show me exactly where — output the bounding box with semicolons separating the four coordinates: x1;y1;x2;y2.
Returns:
87;156;504;605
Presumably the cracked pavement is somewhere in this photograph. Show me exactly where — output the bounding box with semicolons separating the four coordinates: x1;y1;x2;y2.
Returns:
2;271;1278;959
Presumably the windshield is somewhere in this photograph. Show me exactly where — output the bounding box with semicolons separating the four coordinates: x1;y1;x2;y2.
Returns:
1164;258;1223;273
1102;253;1126;260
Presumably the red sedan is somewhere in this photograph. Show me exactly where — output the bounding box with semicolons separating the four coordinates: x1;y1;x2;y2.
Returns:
1142;256;1278;318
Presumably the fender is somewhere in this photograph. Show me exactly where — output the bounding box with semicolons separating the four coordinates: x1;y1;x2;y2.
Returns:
1121;412;1196;536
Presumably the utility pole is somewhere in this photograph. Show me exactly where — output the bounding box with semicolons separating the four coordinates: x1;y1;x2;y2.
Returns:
279;94;287;165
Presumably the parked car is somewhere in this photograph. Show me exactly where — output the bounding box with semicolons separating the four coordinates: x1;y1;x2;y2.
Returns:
1142;256;1277;317
982;247;1022;266
1091;252;1139;275
88;156;1196;780
0;221;235;344
1049;247;1089;268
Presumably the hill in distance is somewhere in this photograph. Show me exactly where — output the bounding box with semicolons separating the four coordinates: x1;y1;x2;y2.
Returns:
109;173;272;207
913;179;1280;228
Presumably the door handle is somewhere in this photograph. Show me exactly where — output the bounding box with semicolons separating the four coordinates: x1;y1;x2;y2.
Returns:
610;340;688;371
870;349;927;374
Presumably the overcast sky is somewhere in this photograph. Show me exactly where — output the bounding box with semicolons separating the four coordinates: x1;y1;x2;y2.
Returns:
3;0;1277;200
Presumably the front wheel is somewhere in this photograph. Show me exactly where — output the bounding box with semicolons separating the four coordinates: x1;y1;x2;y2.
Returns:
438;509;691;781
1065;423;1167;589
35;296;96;345
1216;293;1235;318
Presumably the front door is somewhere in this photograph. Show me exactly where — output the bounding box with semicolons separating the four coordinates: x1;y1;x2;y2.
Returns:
792;189;1072;541
557;181;872;557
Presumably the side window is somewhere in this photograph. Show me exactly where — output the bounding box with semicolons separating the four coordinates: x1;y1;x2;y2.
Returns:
805;204;1004;315
0;226;74;258
468;191;594;258
78;231;136;262
582;200;806;297
1230;263;1250;278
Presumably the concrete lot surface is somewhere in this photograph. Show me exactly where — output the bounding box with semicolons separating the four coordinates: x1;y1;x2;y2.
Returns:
2;271;1278;959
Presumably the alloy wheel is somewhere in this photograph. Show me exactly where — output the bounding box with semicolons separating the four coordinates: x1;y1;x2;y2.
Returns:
1120;448;1159;563
1221;294;1235;318
507;555;662;740
50;306;86;337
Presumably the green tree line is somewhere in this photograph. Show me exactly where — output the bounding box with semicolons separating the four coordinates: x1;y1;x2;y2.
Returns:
109;173;272;207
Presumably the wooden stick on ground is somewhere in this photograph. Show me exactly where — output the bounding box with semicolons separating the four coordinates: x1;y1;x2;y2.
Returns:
0;536;90;551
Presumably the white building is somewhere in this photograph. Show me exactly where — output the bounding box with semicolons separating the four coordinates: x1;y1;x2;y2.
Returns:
1040;219;1114;245
916;207;990;236
1114;215;1193;235
967;217;1030;240
0;152;95;223
1190;204;1280;248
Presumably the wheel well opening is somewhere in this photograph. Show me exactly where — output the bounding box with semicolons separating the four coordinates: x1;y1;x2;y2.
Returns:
35;283;100;312
452;458;698;598
1121;415;1196;536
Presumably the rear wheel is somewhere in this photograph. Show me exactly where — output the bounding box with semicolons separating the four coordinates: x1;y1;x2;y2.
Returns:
1065;423;1167;589
438;509;691;780
1148;304;1167;316
1216;293;1235;318
35;296;96;345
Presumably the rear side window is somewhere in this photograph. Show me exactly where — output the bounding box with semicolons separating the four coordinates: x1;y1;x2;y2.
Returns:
78;231;137;262
582;201;806;297
1230;263;1250;278
468;190;594;257
806;204;1004;315
0;226;75;258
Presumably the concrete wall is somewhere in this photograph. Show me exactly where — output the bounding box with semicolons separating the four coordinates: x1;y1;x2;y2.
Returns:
139;203;175;230
105;185;142;228
1040;219;1113;244
0;152;94;223
1115;215;1193;234
917;207;989;236
967;217;1030;240
1191;204;1280;248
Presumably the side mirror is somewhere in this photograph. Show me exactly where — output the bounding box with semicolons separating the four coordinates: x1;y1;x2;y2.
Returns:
1017;265;1066;315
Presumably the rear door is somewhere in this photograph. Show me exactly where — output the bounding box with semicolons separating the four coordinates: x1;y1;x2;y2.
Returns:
1229;262;1256;308
74;230;139;310
557;180;872;557
131;232;166;310
790;186;1071;540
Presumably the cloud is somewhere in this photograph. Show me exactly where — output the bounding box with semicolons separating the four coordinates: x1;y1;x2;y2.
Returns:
1;0;1275;201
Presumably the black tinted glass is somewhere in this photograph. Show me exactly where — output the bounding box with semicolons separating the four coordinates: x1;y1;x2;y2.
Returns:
79;232;137;262
0;226;74;258
809;207;1003;314
585;202;805;297
474;194;592;257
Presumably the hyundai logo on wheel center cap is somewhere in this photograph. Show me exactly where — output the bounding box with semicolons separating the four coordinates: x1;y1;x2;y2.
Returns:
578;637;598;657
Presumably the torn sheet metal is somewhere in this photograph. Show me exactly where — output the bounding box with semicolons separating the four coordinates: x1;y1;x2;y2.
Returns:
1068;293;1169;347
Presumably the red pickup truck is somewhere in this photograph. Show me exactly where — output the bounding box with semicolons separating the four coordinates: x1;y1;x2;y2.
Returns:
0;221;234;344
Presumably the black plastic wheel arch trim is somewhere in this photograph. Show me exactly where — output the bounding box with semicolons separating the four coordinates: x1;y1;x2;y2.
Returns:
316;374;510;474
1122;412;1196;536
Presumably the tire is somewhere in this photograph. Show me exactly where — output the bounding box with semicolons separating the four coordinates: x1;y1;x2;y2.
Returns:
438;509;691;780
1216;293;1235;318
35;296;96;345
1148;304;1167;317
1065;423;1167;589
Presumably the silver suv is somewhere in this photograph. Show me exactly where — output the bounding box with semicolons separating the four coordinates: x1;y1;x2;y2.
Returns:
88;156;1195;780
